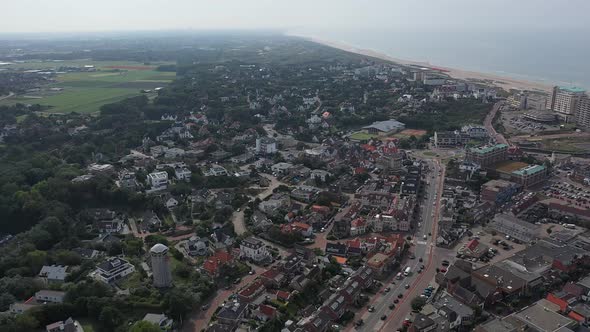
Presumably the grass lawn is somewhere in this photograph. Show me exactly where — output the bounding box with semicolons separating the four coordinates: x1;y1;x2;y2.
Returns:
77;318;99;332
542;139;586;153
1;60;175;114
422;151;437;156
349;132;380;141
119;271;144;290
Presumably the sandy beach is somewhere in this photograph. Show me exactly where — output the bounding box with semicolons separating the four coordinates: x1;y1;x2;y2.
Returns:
300;36;553;94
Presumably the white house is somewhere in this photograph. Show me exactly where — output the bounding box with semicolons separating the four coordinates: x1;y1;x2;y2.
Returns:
165;196;179;209
255;137;278;155
93;257;135;283
311;169;332;182
239;237;270;262
147;171;168;189
35;290;66;303
205;166;228;177
39;265;68;283
174;167;191;182
271;162;294;175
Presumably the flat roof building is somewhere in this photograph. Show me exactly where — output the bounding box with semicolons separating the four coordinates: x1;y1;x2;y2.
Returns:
466;144;508;167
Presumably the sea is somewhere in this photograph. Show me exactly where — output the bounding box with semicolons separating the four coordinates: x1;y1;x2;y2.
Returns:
291;26;590;90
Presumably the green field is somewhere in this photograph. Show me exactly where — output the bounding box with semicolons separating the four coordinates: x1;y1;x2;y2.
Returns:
1;60;175;114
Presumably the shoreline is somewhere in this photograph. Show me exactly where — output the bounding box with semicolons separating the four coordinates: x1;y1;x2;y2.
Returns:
296;35;553;94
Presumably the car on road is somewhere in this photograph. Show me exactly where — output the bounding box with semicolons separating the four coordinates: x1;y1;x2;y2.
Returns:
405;284;410;289
428;232;432;236
440;268;447;273
394;299;399;303
368;305;375;312
421;264;425;269
419;257;423;262
384;287;391;293
442;260;450;266
248;270;255;275
354;319;364;327
397;293;403;299
403;319;412;327
381;315;387;321
389;303;395;309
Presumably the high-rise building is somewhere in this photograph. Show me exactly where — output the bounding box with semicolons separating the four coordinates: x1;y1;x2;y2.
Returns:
576;94;590;129
150;243;172;288
549;86;586;122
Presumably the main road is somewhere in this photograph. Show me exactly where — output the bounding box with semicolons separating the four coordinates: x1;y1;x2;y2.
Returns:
484;101;508;145
356;158;451;332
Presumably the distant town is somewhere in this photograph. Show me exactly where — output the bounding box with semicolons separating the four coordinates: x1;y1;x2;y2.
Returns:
0;34;589;332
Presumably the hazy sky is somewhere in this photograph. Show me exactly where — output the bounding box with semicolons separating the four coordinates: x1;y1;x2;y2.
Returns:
2;0;589;33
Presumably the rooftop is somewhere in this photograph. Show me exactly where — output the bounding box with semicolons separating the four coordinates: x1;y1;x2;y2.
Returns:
513;300;575;331
559;86;586;93
150;243;169;254
470;144;508;155
362;119;405;132
512;164;546;176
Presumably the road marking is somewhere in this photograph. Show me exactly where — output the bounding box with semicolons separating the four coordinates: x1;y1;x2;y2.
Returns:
416;241;427;245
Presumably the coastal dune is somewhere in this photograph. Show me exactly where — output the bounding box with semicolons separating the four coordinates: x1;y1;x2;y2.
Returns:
301;35;552;93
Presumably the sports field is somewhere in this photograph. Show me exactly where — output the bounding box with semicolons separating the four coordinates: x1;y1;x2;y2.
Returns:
1;60;175;114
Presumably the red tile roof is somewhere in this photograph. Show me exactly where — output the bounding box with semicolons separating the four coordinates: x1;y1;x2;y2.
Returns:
347;238;362;249
568;311;585;322
466;239;480;251
261;268;280;279
351;217;366;228
239;280;264;297
276;290;291;301
202;250;233;275
546;293;568;312
202;259;218;275
258;304;277;317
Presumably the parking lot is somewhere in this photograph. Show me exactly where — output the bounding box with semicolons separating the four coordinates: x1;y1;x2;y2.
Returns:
542;179;590;210
501;111;561;135
453;226;526;268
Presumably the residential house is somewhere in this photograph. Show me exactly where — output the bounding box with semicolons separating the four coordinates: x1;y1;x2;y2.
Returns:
433;292;475;329
326;242;348;257
271;162;294;175
147;171;168;189
210;228;234;252
260;268;287;288
202;250;234;277
35;290;66;304
215;301;249;330
45;317;83;332
238;280;266;303
259;193;291;215
39;265;68;283
174;167;191;182
205;165;228;177
185;236;209;256
291;185;320;202
93;257;135;283
142;313;173;330
239;237;270;263
140;211;162;232
281;222;313;237
254;304;277;322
